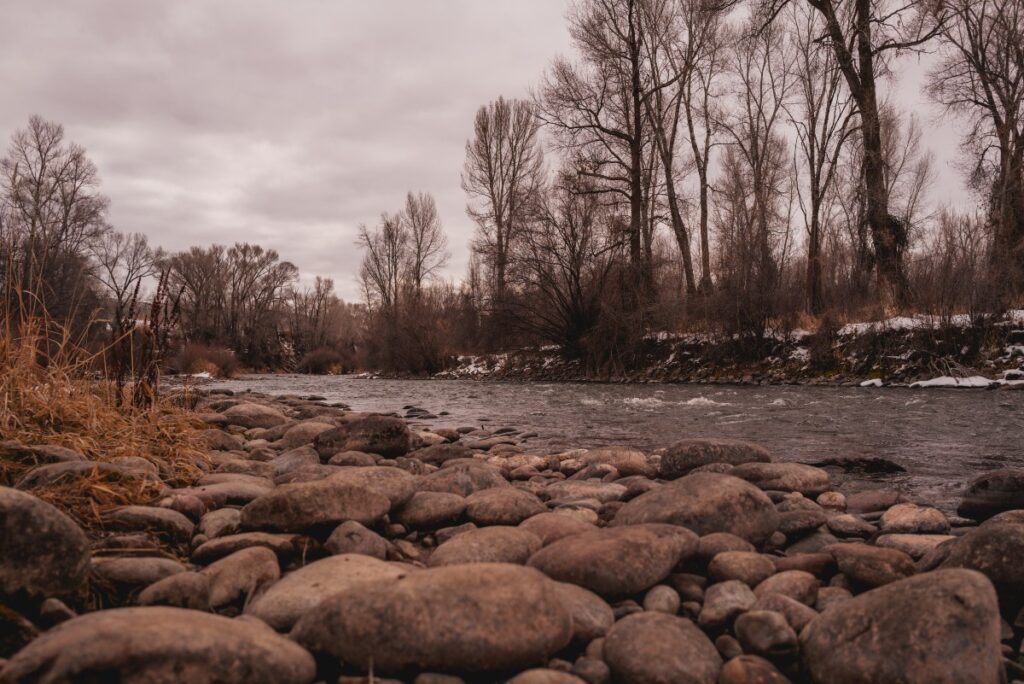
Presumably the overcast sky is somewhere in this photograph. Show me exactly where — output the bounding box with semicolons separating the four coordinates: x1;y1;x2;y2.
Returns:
0;1;969;300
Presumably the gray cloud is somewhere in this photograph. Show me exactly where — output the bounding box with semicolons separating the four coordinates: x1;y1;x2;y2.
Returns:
0;1;971;300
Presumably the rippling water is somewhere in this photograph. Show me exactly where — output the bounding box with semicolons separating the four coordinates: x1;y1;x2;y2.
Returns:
203;375;1024;512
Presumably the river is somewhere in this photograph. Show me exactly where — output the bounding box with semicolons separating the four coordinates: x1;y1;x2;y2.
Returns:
202;375;1024;513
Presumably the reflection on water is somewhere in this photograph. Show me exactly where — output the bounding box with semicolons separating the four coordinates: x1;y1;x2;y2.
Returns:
203;375;1024;512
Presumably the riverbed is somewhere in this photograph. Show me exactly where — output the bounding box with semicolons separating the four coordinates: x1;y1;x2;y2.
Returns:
202;375;1024;512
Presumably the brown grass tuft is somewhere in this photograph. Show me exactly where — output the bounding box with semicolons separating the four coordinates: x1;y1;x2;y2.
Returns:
0;318;207;529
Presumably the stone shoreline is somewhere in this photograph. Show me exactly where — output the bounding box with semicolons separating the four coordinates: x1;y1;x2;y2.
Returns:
1;390;1023;683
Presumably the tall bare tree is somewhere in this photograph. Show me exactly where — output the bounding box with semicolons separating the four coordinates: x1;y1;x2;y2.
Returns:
639;0;698;295
928;0;1024;294
787;4;855;313
716;19;796;336
0;116;109;324
538;0;658;297
680;5;727;292
761;0;943;307
401;191;449;296
462;97;543;308
358;213;407;316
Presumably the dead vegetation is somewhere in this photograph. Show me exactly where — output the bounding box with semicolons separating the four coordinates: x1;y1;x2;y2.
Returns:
0;317;207;530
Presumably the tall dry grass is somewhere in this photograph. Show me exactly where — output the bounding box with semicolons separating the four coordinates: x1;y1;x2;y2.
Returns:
0;315;207;528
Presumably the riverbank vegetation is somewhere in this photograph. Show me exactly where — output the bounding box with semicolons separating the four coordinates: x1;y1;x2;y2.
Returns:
2;0;1023;380
0;311;206;527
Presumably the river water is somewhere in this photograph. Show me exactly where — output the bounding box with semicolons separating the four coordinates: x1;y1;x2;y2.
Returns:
203;375;1024;513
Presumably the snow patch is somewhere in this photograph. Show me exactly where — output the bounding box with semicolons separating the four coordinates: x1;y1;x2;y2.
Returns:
909;375;994;388
860;379;883;387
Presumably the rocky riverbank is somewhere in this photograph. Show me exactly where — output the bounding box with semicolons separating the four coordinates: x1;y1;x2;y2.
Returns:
439;312;1024;388
2;390;1023;683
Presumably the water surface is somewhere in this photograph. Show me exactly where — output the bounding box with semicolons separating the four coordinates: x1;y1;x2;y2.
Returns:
204;375;1024;512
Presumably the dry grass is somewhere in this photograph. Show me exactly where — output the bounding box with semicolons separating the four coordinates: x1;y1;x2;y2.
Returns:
0;318;207;529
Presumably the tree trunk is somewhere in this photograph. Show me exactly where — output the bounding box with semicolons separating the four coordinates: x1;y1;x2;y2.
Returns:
853;0;909;308
698;170;713;292
807;205;824;314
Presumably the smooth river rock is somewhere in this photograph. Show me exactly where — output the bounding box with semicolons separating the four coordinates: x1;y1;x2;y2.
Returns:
245;554;413;631
428;526;542;566
659;438;770;479
730;462;831;497
800;569;1003;684
0;606;315;683
603;612;722;684
613;472;779;545
0;487;89;598
957;468;1024;521
291;563;572;674
527;524;697;598
240;478;390;531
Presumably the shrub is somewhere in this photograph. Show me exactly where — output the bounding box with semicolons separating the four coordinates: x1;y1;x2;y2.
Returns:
297;346;347;374
169;343;239;377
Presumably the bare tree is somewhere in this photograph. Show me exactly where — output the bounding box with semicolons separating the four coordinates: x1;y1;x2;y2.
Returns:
509;173;619;354
90;230;163;319
462;97;543;308
760;0;943;307
538;0;658;297
787;4;855;313
928;0;1024;294
715;19;796;336
639;0;698;295
0;116;109;324
358;213;407;316
680;5;727;292
401;191;449;296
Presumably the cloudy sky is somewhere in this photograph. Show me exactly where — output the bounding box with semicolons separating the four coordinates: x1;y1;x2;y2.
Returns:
0;1;968;300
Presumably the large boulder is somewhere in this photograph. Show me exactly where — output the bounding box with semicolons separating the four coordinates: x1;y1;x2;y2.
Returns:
527;524;696;598
428;526;542;566
291;563;572;674
730;463;830;497
245;554;412;631
240;478;390;531
939;521;1024;604
340;415;413;457
0;607;315;683
222;402;289;429
659;439;770;479
613;472;779;546
603;612;722;684
957;469;1024;521
801;569;1003;684
0;487;89;598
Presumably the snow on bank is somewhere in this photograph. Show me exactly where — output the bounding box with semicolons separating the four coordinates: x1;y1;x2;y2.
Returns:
909;375;995;389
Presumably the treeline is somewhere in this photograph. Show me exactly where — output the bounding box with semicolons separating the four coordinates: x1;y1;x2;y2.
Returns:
0;116;363;374
4;0;1022;377
358;0;1024;373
